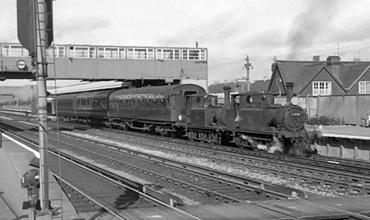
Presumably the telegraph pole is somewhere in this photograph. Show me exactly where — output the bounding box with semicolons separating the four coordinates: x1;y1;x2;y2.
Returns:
35;0;52;217
243;55;253;92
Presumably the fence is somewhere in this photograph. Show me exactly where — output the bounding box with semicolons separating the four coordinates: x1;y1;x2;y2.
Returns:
275;95;370;125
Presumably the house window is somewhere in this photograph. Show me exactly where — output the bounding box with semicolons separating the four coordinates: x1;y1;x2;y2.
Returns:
359;81;370;94
312;81;332;96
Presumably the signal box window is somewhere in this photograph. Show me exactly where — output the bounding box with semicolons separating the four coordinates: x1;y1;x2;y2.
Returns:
98;47;119;59
2;45;29;57
156;49;180;60
182;49;207;60
119;48;126;59
46;46;65;58
127;48;154;59
69;47;96;58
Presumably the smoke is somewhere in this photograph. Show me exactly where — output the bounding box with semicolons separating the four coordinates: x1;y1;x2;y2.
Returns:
287;0;339;59
268;136;283;154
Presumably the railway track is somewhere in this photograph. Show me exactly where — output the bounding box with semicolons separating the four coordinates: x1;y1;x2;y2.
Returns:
0;119;294;204
3;112;367;219
3;109;370;172
0;123;202;219
22;116;370;197
72;127;370;197
5;116;370;197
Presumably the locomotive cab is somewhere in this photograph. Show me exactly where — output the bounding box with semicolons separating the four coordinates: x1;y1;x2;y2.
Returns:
180;95;220;127
221;92;275;131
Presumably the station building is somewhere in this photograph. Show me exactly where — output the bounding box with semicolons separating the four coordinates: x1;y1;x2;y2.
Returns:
0;42;208;89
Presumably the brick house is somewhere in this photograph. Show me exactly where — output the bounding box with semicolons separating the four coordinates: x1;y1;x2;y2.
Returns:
267;56;370;124
267;55;370;96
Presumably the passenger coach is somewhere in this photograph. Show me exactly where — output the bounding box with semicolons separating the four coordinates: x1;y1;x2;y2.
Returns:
108;84;206;134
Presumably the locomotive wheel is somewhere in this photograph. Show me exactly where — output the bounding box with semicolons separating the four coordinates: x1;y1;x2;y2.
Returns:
119;123;128;131
187;131;197;141
209;133;220;144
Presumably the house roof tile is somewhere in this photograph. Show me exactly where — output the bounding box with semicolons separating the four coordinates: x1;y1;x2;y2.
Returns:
272;59;370;93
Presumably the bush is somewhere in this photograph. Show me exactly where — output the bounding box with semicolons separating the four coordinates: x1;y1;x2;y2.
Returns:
306;115;343;125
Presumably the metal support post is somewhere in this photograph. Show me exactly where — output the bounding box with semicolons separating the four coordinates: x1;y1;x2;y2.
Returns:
243;55;253;92
35;0;52;218
0;132;2;148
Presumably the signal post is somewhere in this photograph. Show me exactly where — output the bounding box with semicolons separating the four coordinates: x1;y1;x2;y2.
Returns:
17;0;53;219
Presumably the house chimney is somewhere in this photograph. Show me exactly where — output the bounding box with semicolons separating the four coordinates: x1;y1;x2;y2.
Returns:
313;55;320;62
327;55;341;65
327;55;341;75
285;82;294;105
223;86;231;105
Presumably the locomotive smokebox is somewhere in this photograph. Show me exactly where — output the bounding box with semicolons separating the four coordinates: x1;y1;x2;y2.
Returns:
286;82;294;105
223;86;231;105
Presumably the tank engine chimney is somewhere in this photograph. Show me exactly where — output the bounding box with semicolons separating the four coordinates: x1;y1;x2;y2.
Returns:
285;82;294;105
223;86;231;105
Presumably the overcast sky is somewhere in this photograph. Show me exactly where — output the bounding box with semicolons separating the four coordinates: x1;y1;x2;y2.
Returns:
1;0;370;87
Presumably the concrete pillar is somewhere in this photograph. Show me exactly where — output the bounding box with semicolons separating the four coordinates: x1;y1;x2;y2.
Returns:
326;144;330;156
354;146;359;159
340;145;344;158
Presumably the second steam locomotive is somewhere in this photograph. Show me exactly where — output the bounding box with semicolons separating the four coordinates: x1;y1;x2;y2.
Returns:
56;83;317;156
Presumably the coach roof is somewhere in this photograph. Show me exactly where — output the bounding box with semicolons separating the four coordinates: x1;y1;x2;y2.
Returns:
110;84;206;97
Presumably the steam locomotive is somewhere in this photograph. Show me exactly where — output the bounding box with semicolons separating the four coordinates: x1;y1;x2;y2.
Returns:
55;83;317;156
